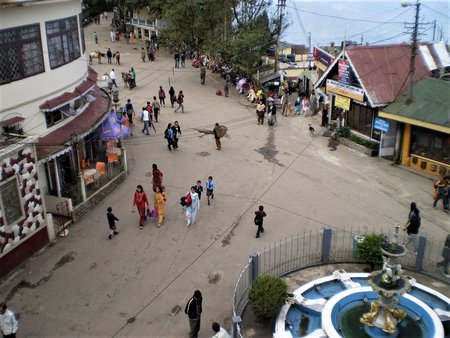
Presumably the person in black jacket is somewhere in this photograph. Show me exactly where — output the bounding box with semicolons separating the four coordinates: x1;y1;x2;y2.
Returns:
106;207;119;239
185;290;202;338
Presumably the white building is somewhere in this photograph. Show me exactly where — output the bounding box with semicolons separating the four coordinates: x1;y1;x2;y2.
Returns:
0;0;120;277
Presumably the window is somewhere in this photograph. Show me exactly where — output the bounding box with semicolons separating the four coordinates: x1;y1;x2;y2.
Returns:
0;24;45;85
45;109;64;127
0;176;24;226
46;16;81;69
410;126;450;164
79;14;85;53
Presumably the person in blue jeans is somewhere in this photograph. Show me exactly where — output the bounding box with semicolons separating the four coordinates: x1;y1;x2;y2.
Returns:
254;205;267;238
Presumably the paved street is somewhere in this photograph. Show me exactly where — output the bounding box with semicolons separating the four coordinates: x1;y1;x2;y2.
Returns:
0;18;448;338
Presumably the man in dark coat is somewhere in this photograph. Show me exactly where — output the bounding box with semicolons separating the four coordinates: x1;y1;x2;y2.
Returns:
185;290;203;338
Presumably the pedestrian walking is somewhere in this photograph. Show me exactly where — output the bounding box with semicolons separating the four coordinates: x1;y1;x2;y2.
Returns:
154;186;166;228
151;164;164;192
110;69;118;88
186;186;199;227
94;31;98;44
211;322;231;338
129;67;136;88
107;48;113;64
224;81;229;97
281;93;288;116
141;107;150;135
294;94;303;115
141;47;146;62
402;202;421;252
205;176;215;206
213;123;223;150
152;96;160;123
433;179;449;211
130;31;135;44
125;99;135;134
437;234;450;278
181;51;186;67
200;66;206;85
164;123;175;151
170;121;181;149
106;207;119;240
0;303;18;338
256;101;266;125
158;86;166;106
169;86;176;108
254;205;267;238
110;29;115;43
194;180;203;200
185;290;203;338
133;185;149;230
174;50;180;68
267;100;277;126
174;90;185;113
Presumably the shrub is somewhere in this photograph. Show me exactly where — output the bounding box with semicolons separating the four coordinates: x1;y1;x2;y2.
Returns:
357;233;384;270
336;126;379;150
248;275;288;321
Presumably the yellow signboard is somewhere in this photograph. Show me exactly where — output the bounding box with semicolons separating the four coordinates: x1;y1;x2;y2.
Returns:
326;79;364;102
335;95;351;110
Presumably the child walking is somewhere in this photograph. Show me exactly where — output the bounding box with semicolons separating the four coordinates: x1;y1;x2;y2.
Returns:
205;176;215;206
106;207;119;239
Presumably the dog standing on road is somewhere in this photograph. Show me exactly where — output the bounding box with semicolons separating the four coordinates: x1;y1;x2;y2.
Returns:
308;124;315;135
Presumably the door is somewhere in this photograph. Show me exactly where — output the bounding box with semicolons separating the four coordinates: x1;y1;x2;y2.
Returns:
379;120;397;156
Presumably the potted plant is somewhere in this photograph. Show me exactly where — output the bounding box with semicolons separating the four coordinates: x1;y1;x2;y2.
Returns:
357;233;384;271
248;275;288;322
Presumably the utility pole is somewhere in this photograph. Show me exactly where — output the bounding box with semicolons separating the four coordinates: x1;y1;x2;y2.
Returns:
275;0;286;72
403;0;420;104
361;34;364;45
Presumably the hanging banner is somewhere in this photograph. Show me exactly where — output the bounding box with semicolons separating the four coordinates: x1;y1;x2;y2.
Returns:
338;59;351;84
326;79;364;101
335;95;351;110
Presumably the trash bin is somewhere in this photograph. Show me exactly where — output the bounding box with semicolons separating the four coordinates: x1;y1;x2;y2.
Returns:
353;235;365;258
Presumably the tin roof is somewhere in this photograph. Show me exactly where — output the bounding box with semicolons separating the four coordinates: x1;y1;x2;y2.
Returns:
381;77;450;129
315;43;449;107
36;85;110;160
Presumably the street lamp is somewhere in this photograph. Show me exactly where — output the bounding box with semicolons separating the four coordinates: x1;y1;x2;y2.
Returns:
401;0;420;104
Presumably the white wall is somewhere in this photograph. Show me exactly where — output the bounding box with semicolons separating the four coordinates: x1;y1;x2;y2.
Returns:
0;0;88;134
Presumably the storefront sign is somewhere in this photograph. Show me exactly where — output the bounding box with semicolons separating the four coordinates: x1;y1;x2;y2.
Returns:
314;47;334;67
326;79;364;102
338;59;351;84
335;95;351;110
374;117;390;132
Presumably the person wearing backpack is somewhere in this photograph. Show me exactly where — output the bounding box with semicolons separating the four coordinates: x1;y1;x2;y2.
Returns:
403;202;421;252
254;205;267;238
158;85;166;106
164;123;174;151
186;186;199;227
433;179;448;212
174;90;184;113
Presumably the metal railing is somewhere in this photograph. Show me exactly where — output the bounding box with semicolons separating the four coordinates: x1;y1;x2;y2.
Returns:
231;227;448;337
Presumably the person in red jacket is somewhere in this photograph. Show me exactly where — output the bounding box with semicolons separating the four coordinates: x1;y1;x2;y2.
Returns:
133;185;149;229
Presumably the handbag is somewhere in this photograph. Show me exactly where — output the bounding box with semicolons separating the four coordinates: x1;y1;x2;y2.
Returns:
433;189;439;200
153;207;159;219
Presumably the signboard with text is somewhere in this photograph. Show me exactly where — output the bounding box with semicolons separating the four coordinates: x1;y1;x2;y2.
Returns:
374;117;390;133
326;79;364;102
338;59;351;84
335;95;351;110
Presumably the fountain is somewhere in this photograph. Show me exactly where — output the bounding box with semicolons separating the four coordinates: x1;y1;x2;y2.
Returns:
274;225;450;338
359;224;411;336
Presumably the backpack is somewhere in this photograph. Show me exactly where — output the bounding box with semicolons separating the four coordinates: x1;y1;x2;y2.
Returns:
254;214;262;226
164;129;169;139
184;193;192;207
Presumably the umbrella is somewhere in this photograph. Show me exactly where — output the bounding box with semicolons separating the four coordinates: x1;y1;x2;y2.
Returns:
96;112;131;141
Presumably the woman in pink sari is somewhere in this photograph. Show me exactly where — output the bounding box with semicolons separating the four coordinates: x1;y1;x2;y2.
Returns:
133;185;149;229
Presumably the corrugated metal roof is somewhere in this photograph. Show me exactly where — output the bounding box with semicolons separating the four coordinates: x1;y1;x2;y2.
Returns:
345;44;432;106
381;77;450;128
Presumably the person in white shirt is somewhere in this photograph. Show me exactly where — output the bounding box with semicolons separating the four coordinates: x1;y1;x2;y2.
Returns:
110;69;117;88
0;303;18;338
141;107;150;135
211;322;230;338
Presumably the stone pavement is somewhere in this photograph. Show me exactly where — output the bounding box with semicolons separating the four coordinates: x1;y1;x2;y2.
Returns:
0;16;448;338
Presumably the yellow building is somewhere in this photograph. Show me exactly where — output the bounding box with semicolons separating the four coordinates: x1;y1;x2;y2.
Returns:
379;77;449;177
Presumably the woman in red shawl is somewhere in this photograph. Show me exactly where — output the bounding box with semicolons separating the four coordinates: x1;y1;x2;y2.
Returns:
133;185;149;229
152;163;164;192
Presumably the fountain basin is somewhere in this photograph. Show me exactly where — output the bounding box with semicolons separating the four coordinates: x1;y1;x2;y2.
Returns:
321;287;444;338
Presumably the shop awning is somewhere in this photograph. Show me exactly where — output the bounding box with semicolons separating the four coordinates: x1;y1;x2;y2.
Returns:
0;116;25;126
379;77;450;134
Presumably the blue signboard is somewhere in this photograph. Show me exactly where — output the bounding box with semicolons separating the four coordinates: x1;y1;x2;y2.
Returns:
374;117;390;133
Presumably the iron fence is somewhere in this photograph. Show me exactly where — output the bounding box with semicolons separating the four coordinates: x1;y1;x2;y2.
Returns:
231;227;448;338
